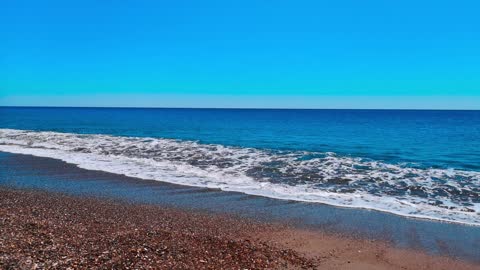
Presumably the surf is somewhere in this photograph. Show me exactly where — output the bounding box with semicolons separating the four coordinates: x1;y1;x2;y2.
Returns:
1;128;479;226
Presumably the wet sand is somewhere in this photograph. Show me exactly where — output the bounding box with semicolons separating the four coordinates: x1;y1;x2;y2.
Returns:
1;187;478;270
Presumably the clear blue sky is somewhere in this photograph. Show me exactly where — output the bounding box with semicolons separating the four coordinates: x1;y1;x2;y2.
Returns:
1;0;479;109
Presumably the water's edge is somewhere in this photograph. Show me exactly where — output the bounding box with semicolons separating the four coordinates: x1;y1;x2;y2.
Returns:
1;128;479;226
1;151;479;262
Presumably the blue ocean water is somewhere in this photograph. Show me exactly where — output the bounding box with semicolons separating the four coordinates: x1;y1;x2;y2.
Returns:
1;107;479;224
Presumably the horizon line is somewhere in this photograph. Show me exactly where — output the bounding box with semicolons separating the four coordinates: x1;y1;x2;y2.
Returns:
1;105;479;111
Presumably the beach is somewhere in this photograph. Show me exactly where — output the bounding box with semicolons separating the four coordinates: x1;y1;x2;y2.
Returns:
4;0;480;267
1;187;478;269
1;108;479;269
3;0;480;267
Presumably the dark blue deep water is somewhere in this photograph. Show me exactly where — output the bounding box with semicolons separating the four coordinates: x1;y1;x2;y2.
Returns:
1;107;479;170
1;107;479;225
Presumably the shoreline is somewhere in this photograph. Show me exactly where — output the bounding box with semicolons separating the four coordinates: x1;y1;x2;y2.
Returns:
1;151;480;263
1;127;479;227
0;144;478;228
1;187;479;269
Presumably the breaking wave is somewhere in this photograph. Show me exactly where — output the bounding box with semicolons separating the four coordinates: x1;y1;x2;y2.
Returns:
0;128;479;225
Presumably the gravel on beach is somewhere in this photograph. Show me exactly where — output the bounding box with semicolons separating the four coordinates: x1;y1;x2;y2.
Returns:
0;188;316;269
1;187;479;270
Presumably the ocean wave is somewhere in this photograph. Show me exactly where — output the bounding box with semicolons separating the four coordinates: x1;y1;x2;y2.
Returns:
0;128;479;225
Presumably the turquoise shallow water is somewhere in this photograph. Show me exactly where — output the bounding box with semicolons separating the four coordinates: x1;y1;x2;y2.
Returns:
0;107;479;224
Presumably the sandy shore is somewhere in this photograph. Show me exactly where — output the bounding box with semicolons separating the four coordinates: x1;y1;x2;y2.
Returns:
0;187;478;270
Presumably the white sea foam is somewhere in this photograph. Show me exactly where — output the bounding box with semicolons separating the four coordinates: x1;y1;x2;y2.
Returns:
0;128;479;225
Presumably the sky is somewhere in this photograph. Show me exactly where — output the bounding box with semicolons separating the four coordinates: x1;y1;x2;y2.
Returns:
1;0;479;109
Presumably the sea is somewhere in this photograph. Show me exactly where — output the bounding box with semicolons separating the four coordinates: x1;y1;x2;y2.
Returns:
1;107;479;225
